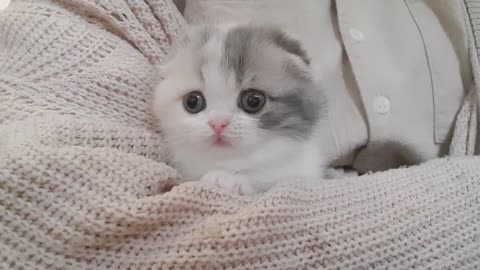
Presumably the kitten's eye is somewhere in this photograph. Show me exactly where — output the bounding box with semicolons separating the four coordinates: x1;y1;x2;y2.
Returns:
239;89;266;114
183;91;206;114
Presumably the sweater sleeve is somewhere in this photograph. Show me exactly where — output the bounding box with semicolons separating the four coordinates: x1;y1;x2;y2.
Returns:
1;144;479;269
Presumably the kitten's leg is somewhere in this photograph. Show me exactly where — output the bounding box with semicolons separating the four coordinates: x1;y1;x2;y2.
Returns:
200;170;256;195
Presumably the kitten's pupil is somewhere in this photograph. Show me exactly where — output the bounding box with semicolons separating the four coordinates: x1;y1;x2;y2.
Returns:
239;89;266;113
186;95;198;108
247;95;260;107
183;91;205;114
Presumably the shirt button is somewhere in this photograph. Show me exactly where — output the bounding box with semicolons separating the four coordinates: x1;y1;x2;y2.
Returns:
349;28;365;42
373;96;391;115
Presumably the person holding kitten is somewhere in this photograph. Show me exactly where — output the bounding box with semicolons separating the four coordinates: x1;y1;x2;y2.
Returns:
154;0;474;194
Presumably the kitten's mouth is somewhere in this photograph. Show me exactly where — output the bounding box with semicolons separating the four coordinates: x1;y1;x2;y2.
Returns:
212;136;232;147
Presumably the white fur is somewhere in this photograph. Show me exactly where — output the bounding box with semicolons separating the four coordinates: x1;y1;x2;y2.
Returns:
153;24;327;195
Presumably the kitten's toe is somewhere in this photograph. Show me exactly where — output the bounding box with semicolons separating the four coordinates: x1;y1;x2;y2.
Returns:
200;171;255;195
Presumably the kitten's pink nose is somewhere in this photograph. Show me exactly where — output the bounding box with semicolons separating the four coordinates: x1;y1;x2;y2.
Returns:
208;119;230;134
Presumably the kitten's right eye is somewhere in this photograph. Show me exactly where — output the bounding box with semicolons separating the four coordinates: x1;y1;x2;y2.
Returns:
183;91;206;114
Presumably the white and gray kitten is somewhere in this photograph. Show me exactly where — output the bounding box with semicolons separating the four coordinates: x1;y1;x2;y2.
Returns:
153;23;328;195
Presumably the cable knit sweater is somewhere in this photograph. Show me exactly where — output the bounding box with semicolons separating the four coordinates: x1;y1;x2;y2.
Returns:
0;0;479;269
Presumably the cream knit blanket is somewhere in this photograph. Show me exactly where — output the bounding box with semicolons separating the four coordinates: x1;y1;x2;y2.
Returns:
1;0;479;269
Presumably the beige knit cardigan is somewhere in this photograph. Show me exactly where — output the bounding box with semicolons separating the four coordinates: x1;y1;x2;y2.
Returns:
0;0;479;269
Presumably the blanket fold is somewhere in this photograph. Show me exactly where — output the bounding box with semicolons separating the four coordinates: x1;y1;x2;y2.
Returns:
1;0;479;269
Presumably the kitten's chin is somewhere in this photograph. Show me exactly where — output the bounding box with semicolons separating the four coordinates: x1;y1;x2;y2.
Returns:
212;138;232;148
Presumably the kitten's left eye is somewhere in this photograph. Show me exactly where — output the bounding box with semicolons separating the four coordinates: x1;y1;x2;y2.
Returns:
239;89;266;114
183;91;206;114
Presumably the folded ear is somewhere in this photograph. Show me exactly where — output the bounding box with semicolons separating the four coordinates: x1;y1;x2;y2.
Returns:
272;28;313;81
284;52;313;81
155;25;198;80
182;24;216;48
235;22;311;66
268;27;311;66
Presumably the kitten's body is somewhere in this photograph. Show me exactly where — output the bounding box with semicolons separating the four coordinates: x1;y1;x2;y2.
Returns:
154;23;328;195
174;134;322;193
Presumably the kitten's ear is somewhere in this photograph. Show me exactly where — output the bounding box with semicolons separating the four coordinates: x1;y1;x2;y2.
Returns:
154;24;211;82
154;27;191;80
267;26;311;66
284;53;313;81
182;24;216;48
277;32;312;80
260;24;312;79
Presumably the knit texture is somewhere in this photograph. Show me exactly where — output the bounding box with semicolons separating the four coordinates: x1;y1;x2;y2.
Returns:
0;1;479;269
450;0;480;156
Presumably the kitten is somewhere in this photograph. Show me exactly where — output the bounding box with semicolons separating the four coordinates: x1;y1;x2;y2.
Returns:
153;23;328;195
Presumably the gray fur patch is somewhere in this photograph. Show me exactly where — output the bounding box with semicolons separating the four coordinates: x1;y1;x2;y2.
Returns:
259;89;322;139
269;29;310;65
222;24;310;82
196;26;214;47
222;27;250;82
221;24;322;140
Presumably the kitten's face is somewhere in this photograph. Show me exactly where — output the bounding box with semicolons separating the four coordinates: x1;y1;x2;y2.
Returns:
154;24;322;157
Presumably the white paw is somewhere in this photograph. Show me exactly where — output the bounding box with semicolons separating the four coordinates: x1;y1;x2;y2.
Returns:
200;170;256;195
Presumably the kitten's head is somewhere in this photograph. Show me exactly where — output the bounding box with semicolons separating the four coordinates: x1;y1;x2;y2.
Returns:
153;23;324;157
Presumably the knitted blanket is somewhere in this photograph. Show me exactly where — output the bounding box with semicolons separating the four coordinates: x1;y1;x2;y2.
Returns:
1;0;479;269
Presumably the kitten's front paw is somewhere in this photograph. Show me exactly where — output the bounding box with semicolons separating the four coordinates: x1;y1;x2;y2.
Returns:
200;170;256;195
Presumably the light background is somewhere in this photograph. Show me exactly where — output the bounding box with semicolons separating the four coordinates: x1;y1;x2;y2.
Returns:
0;0;10;11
